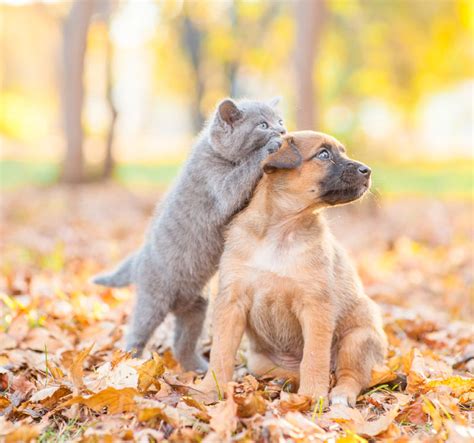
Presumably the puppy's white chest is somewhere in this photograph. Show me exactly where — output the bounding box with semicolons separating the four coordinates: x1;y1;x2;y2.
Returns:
248;236;308;277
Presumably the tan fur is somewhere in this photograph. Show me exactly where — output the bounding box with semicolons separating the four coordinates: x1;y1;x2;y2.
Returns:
198;131;387;406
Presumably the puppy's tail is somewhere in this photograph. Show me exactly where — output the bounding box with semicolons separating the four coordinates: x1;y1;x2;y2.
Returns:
91;253;136;288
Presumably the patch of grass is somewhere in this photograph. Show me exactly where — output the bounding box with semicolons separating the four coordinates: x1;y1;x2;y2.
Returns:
114;162;180;187
371;159;473;197
39;419;85;443
0;160;58;188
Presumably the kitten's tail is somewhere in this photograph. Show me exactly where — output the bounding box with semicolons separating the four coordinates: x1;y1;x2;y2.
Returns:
91;253;136;288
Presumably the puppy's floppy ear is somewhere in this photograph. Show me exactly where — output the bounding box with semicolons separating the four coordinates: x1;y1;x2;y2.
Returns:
263;137;302;174
218;99;243;126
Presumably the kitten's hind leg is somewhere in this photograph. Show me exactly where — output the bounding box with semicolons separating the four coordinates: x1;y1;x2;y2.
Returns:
125;284;171;357
173;296;209;373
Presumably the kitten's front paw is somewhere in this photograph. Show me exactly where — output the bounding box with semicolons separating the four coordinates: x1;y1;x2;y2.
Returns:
265;137;283;154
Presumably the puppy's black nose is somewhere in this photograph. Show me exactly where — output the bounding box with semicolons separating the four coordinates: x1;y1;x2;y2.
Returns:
358;165;371;177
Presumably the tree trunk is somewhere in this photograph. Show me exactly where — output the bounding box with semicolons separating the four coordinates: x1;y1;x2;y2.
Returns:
102;2;117;180
182;13;205;132
60;0;94;183
294;0;326;130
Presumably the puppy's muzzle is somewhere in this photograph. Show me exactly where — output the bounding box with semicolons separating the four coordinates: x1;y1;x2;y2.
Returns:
341;161;371;185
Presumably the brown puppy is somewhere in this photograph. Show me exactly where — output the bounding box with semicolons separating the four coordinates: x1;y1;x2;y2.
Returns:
198;131;387;406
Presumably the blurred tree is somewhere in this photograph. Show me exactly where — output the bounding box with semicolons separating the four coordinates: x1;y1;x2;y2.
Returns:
60;0;117;182
61;0;93;183
294;0;326;130
99;0;117;180
180;7;206;132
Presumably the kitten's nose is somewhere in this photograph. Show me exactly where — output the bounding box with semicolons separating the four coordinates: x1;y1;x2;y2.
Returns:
278;127;286;135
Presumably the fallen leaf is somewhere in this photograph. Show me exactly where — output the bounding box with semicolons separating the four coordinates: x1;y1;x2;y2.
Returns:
62;387;140;414
406;348;427;393
234;391;266;418
208;384;237;439
278;392;312;413
369;364;398;387
65;344;94;388
137;352;164;391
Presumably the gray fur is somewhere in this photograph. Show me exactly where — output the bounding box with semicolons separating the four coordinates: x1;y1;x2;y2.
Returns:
93;98;286;371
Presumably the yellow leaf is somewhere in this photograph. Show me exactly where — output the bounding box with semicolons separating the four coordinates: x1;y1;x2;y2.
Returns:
137;352;164;392
422;397;443;432
137;406;178;426
426;376;474;397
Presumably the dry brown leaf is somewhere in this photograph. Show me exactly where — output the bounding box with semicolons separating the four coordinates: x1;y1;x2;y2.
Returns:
234;391;267;418
369;363;398;387
278;392;312;413
406;348;427;393
62;387;140;414
0;396;10;411
29;385;71;408
0;367;12;391
137;406;179;426
182;395;207;412
67;344;94;388
396;399;428;425
208;384;237;439
137;352;164;391
3;423;44;443
355;404;401;437
46;361;64;379
11;375;35;401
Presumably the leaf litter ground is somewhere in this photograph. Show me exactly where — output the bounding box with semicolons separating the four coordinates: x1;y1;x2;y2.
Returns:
0;185;473;442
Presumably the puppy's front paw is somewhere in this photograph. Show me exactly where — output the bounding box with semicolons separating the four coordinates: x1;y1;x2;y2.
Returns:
329;388;357;408
188;377;222;404
297;385;329;407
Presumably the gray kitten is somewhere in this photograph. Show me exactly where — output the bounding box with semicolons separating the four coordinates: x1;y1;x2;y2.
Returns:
93;98;286;371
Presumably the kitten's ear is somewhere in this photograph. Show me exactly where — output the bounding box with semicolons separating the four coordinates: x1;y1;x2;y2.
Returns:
263;137;302;174
268;96;282;107
218;99;243;126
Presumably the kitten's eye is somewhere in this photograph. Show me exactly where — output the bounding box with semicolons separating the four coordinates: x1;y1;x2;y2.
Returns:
259;122;269;129
316;149;330;160
278;119;284;125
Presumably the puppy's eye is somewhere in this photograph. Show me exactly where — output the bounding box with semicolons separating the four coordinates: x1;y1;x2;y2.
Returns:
317;149;330;160
259;122;269;129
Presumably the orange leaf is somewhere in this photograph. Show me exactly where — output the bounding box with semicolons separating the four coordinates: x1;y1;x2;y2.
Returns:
369;364;398;387
278;392;312;413
62;387;139;414
137;352;164;392
66;344;94;388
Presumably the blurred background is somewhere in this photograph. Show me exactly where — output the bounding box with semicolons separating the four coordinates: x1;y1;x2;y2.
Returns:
0;1;473;332
0;0;472;192
0;7;473;440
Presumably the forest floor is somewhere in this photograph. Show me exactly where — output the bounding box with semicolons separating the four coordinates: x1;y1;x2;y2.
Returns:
0;184;473;442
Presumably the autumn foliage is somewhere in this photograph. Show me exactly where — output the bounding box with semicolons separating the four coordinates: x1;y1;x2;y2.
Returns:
0;186;473;442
